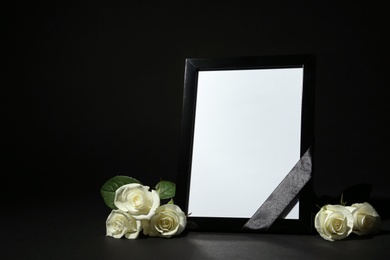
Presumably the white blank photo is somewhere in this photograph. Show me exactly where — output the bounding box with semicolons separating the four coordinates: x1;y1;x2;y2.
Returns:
188;68;303;219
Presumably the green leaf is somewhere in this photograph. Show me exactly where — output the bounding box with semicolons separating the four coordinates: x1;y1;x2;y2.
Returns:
100;175;141;209
155;180;176;200
167;198;174;205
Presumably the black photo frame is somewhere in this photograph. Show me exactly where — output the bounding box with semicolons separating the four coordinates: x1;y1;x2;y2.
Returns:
176;55;315;234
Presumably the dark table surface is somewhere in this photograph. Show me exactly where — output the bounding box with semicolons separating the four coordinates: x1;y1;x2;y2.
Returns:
2;194;389;260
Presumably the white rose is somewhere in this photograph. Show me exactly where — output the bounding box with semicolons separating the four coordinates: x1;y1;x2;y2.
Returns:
314;204;354;241
143;204;187;238
106;210;142;239
114;183;160;220
348;202;382;235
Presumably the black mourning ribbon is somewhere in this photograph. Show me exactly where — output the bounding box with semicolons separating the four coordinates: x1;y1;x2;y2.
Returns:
242;146;312;231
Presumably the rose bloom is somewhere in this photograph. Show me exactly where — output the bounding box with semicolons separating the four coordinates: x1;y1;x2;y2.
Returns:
114;183;160;220
348;202;382;235
314;204;354;241
106;210;142;239
143;204;187;238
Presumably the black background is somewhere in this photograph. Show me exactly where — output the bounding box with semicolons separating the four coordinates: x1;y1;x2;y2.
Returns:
3;1;389;216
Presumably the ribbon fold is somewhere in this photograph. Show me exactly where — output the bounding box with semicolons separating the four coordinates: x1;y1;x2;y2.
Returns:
242;146;312;230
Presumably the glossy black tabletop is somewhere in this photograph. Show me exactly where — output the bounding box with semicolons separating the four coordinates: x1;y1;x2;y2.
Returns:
2;194;389;259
